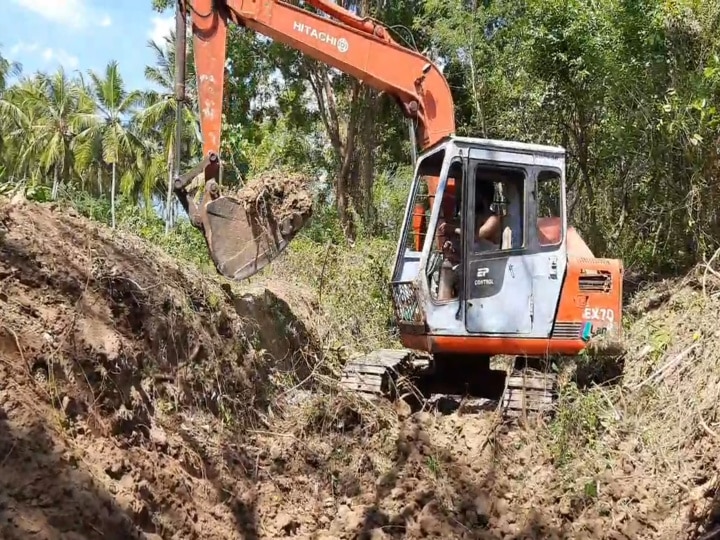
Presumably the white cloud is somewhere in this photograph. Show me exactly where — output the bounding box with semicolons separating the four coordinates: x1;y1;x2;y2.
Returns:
8;41;78;69
149;16;174;47
41;48;79;68
10;0;112;29
9;42;40;57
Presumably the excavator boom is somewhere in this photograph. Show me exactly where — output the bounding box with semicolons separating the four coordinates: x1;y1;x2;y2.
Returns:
172;0;455;281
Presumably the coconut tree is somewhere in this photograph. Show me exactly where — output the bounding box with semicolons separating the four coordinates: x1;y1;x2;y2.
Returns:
80;60;144;228
137;30;200;232
0;46;21;93
12;69;90;198
0;48;24;173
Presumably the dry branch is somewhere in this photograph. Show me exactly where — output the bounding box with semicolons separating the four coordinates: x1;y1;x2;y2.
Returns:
629;343;699;391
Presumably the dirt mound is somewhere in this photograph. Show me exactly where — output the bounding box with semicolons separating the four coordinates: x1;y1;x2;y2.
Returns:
0;197;320;539
1;196;719;539
236;169;313;238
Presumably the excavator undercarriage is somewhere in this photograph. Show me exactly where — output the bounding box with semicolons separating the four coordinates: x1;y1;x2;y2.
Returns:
339;351;558;419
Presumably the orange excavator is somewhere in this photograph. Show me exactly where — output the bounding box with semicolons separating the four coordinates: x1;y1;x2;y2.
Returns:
174;0;624;415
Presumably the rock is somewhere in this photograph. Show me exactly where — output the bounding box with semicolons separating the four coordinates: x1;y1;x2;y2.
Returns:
346;507;367;532
418;502;443;536
475;493;491;517
623;519;642;537
149;424;167;447
274;512;299;535
10;191;26;206
417;430;431;445
118;474;135;491
494;497;509;516
105;459;127;480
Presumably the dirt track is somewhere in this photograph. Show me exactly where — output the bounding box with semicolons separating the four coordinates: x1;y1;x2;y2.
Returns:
0;198;719;539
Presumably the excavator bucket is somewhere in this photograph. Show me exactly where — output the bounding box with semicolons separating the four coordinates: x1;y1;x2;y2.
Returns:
171;1;313;281
173;159;313;282
200;192;311;281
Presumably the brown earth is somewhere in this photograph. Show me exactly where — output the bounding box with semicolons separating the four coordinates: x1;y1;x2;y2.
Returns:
236;169;314;239
0;197;719;539
236;170;313;222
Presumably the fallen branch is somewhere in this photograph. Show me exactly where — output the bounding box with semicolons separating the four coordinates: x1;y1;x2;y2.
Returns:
629;343;699;391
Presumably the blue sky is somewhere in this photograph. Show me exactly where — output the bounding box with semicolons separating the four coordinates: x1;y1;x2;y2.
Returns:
1;0;174;91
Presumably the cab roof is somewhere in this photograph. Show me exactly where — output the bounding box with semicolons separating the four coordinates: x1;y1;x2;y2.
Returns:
451;135;566;156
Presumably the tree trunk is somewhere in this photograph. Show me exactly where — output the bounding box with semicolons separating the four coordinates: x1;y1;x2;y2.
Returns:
358;87;379;230
298;0;388;240
165;144;174;234
52;163;59;200
304;61;361;238
111;162;117;229
335;82;362;238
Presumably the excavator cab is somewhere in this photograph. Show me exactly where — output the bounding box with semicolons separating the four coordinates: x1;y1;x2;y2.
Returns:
391;136;623;355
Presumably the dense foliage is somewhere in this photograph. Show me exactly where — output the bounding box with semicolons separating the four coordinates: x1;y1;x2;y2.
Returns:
2;0;720;276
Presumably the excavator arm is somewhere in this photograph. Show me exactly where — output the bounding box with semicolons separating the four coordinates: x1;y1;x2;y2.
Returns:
173;0;455;281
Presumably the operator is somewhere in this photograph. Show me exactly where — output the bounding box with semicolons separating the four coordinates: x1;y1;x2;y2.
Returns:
436;181;501;300
439;181;501;253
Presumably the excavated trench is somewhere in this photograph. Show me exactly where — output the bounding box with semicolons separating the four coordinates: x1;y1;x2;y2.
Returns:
0;198;719;539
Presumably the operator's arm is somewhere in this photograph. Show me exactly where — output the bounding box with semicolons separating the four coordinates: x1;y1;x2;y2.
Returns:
477;214;501;241
439;216;460;236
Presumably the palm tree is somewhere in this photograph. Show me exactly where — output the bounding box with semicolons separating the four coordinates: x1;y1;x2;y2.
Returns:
80;60;144;228
137;30;200;232
0;47;24;176
13;69;90;198
0;46;21;93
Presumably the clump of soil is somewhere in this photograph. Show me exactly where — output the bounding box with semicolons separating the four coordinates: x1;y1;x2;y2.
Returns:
1;195;719;540
236;169;314;238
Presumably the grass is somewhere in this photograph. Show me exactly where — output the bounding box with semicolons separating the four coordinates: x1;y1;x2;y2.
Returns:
257;235;400;355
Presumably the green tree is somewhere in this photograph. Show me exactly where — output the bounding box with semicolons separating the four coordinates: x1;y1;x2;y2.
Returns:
78;60;144;228
137;31;200;232
0;47;23;172
11;69;91;198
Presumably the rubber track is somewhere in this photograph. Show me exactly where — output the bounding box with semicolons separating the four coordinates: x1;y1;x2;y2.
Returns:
339;349;414;400
339;350;558;419
501;368;558;418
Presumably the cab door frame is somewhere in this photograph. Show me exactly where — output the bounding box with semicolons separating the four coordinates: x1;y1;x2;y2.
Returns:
463;157;534;335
